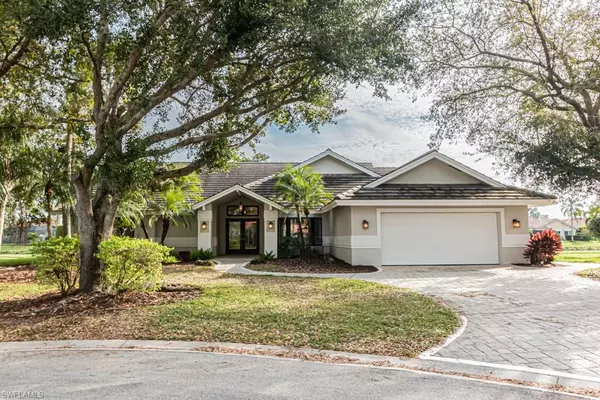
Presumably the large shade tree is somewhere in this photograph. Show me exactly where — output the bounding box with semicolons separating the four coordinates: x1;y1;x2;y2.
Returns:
410;0;600;192
16;0;419;292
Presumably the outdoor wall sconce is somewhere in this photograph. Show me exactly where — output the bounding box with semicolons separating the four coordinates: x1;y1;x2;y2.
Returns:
201;221;208;231
512;219;521;229
362;220;369;230
268;221;274;231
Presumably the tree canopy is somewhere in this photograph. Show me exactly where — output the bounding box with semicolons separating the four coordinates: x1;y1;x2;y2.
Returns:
0;0;419;291
411;0;600;192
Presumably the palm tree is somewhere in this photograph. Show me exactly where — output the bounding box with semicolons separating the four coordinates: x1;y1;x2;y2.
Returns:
148;187;194;245
115;191;147;237
561;198;584;241
274;165;332;254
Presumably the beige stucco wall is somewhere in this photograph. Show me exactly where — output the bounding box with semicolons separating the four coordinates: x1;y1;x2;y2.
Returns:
330;205;530;266
331;206;352;263
387;158;482;185
307;155;362;175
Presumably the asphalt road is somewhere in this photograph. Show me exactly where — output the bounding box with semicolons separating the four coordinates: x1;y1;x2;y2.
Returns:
0;350;586;400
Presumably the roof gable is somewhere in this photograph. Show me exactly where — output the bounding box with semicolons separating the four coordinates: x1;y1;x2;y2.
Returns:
295;149;380;177
365;151;505;188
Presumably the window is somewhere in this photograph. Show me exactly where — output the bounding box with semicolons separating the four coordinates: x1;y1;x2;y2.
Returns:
227;205;259;216
278;217;322;246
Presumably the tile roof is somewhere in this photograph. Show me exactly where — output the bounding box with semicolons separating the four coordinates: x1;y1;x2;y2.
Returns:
189;159;554;207
337;184;555;201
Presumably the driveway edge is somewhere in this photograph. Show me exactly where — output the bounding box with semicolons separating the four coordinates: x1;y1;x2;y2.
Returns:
2;340;600;393
419;315;468;357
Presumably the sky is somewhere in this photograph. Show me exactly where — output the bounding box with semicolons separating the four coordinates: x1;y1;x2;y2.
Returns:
249;84;563;218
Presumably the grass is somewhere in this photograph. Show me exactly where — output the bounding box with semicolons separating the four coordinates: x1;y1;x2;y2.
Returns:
555;251;600;263
0;253;35;266
0;266;459;358
0;282;53;301
562;240;600;251
0;244;32;254
576;268;600;281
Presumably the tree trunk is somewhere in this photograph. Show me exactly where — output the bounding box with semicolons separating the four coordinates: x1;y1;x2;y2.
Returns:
74;173;120;293
295;206;305;255
140;219;150;239
160;218;170;245
65;127;73;238
0;193;8;252
304;208;311;251
45;191;52;240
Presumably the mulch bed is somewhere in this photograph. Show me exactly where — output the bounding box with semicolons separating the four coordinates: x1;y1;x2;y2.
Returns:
0;286;202;323
0;266;37;283
247;256;378;274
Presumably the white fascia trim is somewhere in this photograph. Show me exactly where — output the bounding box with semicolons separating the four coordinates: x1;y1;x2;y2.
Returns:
364;151;505;188
192;185;285;211
333;199;556;207
295;149;380;178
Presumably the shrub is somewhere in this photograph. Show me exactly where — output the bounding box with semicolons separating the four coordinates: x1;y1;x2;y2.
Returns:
523;229;563;266
162;248;180;265
278;236;301;259
32;236;80;295
588;218;600;239
190;248;215;261
98;237;170;292
250;251;276;264
195;259;215;267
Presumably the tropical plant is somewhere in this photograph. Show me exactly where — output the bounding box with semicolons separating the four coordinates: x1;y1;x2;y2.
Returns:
147;187;193;246
274;165;333;255
523;229;563;267
97;236;170;292
561;198;584;241
250;251;276;264
190;248;215;262
32;236;80;295
115;190;148;237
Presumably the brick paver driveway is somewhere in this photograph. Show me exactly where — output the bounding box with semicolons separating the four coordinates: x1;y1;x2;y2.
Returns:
358;264;600;377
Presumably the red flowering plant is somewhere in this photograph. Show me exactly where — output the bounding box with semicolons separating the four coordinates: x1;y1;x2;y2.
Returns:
523;229;563;266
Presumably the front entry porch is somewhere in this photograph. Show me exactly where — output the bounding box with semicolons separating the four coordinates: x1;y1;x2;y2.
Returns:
194;187;281;257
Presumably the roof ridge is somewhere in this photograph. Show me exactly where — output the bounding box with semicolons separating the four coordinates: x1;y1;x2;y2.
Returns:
336;185;364;200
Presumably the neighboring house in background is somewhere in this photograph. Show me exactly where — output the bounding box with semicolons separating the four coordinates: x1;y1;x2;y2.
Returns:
135;149;556;266
529;215;586;240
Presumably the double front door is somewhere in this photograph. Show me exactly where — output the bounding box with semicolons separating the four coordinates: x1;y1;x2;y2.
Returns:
226;219;259;254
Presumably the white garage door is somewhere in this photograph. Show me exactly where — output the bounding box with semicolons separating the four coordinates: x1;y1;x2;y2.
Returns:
381;213;499;265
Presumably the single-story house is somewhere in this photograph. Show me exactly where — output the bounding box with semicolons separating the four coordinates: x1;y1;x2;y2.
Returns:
135;149;556;266
529;215;586;240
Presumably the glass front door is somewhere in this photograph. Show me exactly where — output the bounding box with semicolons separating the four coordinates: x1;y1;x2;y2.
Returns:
226;219;259;253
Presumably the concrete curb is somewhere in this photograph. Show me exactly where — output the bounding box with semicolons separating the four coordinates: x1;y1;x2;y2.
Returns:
238;264;382;277
2;340;600;393
420;315;468;357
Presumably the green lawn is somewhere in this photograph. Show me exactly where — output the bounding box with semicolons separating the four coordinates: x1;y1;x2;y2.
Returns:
0;266;459;358
0;282;53;300
562;240;600;251
556;251;600;263
0;244;32;254
0;253;35;266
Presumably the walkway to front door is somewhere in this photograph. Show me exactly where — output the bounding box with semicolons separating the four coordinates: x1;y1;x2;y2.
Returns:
226;219;259;254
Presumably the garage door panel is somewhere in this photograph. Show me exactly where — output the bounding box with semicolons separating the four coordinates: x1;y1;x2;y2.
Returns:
381;213;499;265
